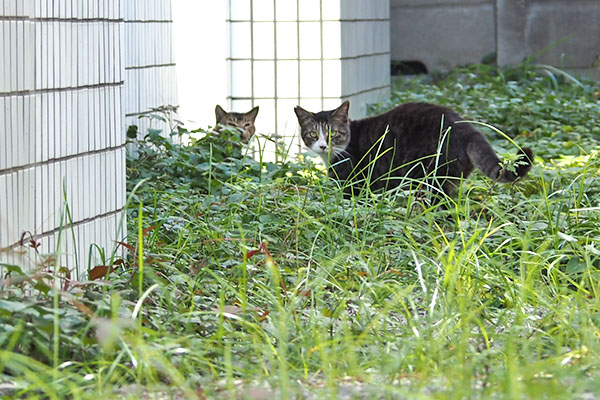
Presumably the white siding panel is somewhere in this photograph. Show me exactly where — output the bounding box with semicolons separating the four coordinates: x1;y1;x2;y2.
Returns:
0;174;8;249
227;0;390;160
0;22;6;94
123;2;178;137
1;2;134;276
0;98;5;170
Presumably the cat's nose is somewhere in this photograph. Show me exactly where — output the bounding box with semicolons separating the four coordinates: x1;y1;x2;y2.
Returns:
319;144;327;151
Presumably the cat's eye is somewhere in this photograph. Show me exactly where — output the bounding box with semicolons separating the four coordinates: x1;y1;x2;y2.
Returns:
307;130;318;139
329;130;338;138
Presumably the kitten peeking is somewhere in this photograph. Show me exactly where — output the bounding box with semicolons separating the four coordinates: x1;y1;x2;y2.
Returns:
295;101;533;197
215;105;259;143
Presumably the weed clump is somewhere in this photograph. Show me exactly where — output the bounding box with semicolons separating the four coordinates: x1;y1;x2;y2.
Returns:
1;65;600;399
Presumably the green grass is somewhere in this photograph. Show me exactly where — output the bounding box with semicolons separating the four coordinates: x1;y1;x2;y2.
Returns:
2;64;600;399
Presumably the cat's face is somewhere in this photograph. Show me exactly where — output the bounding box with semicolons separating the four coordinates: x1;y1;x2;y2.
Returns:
294;101;351;163
215;105;259;143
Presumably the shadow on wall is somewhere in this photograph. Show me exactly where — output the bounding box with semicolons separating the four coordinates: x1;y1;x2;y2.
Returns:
391;61;428;76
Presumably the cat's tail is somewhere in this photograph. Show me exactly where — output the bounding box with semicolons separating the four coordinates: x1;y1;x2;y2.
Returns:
467;136;533;183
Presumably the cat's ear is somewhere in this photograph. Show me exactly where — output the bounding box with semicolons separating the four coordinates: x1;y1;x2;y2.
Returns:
294;106;313;126
245;106;259;122
331;101;350;124
215;105;227;122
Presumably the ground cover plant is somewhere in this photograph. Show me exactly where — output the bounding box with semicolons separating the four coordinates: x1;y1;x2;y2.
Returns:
1;64;600;399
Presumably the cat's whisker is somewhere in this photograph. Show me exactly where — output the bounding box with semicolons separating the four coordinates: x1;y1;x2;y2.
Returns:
334;148;351;160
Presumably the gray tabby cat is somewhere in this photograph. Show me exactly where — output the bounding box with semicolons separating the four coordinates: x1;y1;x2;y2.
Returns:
215;105;259;143
294;101;533;197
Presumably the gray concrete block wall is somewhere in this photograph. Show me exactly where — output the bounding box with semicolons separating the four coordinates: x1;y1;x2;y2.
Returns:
392;0;600;76
497;0;600;73
390;0;495;71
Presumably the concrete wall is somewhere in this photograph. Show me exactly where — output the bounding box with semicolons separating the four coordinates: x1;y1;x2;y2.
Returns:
227;0;390;159
391;0;600;76
340;0;391;117
391;0;495;72
0;0;126;278
497;0;600;74
123;0;178;136
0;0;176;278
